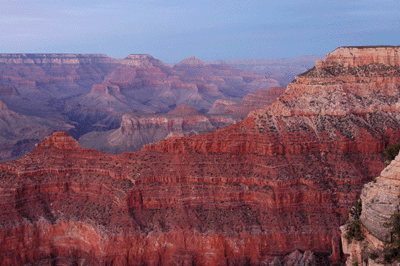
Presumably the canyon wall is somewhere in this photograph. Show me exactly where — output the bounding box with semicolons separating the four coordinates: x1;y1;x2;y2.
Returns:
1;47;400;265
78;105;240;154
340;153;400;266
0;53;281;161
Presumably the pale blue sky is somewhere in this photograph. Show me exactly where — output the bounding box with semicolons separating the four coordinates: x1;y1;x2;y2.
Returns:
1;0;399;63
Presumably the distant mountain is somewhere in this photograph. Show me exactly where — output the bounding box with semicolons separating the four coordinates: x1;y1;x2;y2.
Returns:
204;55;325;86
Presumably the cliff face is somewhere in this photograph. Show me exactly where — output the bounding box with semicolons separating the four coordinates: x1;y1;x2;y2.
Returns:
1;131;339;265
323;46;400;67
1;47;400;265
142;46;400;260
0;53;116;97
0;101;73;162
78;105;240;154
208;87;286;118
341;151;400;266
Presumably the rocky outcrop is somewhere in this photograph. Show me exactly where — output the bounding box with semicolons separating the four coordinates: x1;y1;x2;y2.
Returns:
208;87;286;118
119;54;165;67
36;131;79;149
168;104;200;116
341;151;400;266
323;46;400;68
78;106;239;154
208;99;237;114
176;56;206;67
264;250;318;266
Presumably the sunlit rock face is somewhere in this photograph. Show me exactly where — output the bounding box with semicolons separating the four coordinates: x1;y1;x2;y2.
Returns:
1;46;400;265
341;152;400;266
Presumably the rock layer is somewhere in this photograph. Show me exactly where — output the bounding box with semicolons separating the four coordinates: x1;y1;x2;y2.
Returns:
1;47;400;265
78;105;240;154
341;152;400;266
0;101;73;162
0;53;281;161
208;87;286;118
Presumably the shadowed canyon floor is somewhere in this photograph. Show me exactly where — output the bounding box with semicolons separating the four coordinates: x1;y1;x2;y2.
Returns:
1;46;400;265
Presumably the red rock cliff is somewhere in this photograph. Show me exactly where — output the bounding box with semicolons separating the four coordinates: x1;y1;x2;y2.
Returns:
1;47;400;265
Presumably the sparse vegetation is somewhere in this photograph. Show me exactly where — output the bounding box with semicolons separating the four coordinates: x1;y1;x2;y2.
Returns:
345;220;365;243
349;199;362;219
385;143;400;166
383;212;400;264
345;198;365;245
369;251;379;260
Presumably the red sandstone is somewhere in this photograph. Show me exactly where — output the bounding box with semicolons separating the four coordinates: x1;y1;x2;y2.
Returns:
1;47;400;265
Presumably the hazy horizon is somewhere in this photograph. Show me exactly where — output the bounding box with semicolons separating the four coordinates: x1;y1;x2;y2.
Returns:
1;0;399;63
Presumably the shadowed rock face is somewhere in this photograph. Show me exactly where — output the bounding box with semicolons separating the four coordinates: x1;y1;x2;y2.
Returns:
0;101;73;162
1;47;400;265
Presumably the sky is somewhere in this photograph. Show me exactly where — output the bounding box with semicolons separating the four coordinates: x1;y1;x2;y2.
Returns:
1;0;399;63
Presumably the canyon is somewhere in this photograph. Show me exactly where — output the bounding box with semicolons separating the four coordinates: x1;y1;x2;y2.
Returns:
1;46;400;265
0;53;284;162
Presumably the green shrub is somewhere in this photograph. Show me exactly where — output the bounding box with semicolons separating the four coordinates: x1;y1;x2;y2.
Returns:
369;251;379;260
349;199;362;219
385;143;400;165
383;212;400;263
346;220;365;243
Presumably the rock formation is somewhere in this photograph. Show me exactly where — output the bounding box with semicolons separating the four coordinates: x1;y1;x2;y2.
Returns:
173;57;280;102
78;105;240;154
208;87;286;118
0;53;283;161
0;101;73;162
341;151;400;266
264;250;319;266
176;56;206;67
141;46;400;262
0;46;400;265
204;55;325;87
